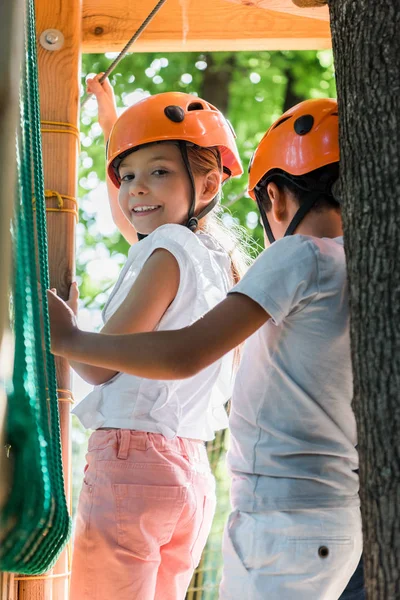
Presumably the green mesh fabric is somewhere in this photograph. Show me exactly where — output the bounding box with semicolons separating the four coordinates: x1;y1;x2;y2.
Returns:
0;0;71;574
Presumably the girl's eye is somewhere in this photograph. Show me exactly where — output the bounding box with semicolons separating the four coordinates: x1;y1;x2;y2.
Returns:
120;173;134;182
153;169;168;176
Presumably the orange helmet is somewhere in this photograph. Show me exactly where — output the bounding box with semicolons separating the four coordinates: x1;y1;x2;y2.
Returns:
107;91;243;188
248;98;338;199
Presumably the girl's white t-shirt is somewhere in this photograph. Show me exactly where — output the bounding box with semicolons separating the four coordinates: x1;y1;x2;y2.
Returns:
72;224;234;440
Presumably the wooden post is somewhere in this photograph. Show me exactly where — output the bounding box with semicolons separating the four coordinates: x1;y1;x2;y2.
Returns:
0;0;24;595
16;1;82;599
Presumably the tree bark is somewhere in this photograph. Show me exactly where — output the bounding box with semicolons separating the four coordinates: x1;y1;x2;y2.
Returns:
328;1;400;598
282;67;304;112
200;53;236;113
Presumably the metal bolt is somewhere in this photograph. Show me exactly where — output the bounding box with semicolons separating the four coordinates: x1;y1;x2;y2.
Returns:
40;29;64;52
45;31;59;45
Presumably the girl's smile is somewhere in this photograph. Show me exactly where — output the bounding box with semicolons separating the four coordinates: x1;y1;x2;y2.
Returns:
131;204;162;215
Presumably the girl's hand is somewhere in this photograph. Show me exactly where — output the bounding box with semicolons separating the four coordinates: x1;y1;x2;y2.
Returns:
66;281;79;316
86;73;118;140
47;288;79;356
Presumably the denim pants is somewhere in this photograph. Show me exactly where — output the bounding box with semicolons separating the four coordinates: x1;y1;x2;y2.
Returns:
340;556;366;599
71;429;216;600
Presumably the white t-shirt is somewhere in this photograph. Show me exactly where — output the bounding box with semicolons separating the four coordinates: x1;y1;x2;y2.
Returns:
227;234;359;511
72;224;234;440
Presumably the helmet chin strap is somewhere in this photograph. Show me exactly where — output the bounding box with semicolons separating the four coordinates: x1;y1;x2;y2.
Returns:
257;193;320;244
179;141;221;232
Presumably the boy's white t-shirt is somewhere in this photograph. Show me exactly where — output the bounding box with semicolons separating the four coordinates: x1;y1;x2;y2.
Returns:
72;224;234;441
228;234;359;510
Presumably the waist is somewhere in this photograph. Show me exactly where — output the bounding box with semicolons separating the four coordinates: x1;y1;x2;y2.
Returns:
98;427;204;444
89;428;208;463
229;471;360;512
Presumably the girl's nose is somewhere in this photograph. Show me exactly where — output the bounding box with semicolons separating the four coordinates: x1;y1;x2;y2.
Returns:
129;180;148;196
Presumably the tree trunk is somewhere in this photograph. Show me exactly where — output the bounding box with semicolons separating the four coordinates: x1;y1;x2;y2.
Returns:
282;67;304;112
200;53;236;113
328;1;400;597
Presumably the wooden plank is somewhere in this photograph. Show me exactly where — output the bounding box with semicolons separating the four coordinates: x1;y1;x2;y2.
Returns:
1;572;16;600
227;0;329;22
82;0;331;53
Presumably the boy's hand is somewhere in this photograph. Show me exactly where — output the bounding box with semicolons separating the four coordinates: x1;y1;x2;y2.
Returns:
47;288;79;356
86;74;118;140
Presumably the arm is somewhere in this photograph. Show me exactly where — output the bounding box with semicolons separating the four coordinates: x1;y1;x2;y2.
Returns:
87;75;138;245
48;291;269;380
65;248;180;385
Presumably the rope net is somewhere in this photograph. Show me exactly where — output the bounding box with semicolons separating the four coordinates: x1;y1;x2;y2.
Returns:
0;0;71;574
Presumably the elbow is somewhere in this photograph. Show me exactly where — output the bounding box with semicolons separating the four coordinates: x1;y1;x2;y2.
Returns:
80;372;119;386
173;349;206;380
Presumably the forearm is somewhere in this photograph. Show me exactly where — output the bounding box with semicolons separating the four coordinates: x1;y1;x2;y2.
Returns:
62;329;193;380
68;359;118;385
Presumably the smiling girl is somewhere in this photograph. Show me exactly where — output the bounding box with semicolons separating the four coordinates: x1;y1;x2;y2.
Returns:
66;92;245;600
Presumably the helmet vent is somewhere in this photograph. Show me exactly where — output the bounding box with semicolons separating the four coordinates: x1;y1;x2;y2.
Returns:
164;105;185;123
294;114;314;135
331;112;338;116
187;102;205;111
272;116;292;130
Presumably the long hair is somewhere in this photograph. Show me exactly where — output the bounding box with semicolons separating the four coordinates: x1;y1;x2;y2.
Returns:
187;145;251;284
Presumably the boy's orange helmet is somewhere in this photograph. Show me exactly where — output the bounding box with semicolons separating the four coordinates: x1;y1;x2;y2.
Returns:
107;92;243;188
248;98;339;199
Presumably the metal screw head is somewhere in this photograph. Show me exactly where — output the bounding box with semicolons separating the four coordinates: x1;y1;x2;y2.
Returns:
45;31;59;44
40;29;64;51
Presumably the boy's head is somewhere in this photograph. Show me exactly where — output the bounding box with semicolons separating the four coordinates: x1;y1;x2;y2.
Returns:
248;98;340;244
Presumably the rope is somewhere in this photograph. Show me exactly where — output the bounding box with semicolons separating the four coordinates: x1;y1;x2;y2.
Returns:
57;388;75;404
0;0;71;575
14;572;71;581
32;190;79;222
41;120;80;145
80;0;168;108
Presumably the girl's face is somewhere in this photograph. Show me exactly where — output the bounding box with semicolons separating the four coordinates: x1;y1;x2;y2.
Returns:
118;143;194;234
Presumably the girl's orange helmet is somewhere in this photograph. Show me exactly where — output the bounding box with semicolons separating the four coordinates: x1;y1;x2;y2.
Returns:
107;92;243;188
248;98;339;199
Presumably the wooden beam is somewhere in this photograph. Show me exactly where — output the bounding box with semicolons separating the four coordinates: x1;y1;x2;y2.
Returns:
227;0;329;22
82;0;331;53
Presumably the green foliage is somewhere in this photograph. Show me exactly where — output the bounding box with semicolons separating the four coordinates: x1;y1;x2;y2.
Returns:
77;50;336;308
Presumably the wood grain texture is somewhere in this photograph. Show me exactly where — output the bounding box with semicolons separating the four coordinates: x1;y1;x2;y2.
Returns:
82;0;331;53
228;0;329;21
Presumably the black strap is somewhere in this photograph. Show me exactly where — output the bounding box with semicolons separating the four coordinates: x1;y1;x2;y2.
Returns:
256;198;275;244
284;193;320;237
179;142;198;231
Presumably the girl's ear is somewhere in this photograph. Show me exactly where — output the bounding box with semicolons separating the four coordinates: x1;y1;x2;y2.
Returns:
267;182;287;224
200;171;221;202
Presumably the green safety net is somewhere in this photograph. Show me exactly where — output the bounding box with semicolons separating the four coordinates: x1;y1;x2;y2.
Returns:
0;0;71;574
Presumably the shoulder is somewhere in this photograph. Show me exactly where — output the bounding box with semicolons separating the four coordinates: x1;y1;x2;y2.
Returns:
252;235;318;275
148;224;195;249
